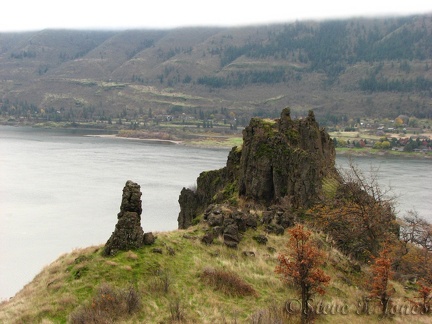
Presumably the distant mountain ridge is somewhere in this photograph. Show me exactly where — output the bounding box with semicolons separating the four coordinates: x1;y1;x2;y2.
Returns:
1;14;431;125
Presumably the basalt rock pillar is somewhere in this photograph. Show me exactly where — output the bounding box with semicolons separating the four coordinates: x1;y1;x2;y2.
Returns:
103;180;145;256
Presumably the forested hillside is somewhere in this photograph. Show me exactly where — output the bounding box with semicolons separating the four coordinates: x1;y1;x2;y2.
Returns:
0;14;431;126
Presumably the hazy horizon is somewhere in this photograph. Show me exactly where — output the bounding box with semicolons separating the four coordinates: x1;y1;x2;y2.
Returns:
1;1;432;32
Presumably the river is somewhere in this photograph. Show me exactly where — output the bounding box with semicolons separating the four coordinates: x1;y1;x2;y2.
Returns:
0;126;430;299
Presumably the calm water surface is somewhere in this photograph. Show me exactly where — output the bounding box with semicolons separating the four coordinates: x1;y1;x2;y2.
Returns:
0;126;430;299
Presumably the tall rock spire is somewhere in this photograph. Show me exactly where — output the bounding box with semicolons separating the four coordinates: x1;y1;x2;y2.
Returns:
103;180;144;256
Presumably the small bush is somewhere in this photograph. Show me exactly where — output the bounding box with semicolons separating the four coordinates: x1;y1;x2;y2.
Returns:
69;284;141;323
201;267;257;297
125;285;140;314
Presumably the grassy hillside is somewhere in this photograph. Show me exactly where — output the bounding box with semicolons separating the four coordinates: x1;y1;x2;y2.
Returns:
0;222;428;323
1;14;431;126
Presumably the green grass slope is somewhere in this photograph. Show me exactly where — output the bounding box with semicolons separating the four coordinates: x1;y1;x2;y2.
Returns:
1;222;428;323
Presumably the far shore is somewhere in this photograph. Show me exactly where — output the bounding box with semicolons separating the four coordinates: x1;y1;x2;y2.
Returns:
86;133;241;149
3;123;431;159
85;133;183;145
87;133;432;159
336;148;432;160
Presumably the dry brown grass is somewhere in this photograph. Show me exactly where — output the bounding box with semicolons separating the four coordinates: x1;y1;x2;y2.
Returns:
105;260;118;266
69;283;141;324
0;246;101;323
146;269;172;295
1;227;429;323
126;250;138;260
200;267;258;297
250;303;296;324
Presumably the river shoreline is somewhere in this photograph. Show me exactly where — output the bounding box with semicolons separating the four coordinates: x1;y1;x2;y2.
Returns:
2;123;431;159
85;133;183;145
99;133;432;160
335;148;432;160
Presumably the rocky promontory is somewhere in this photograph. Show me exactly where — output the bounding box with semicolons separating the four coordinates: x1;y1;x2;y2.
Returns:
178;108;338;232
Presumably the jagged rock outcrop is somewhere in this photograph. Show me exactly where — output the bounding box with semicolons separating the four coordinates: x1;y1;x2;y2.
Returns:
262;206;296;230
178;108;338;229
199;203;259;248
197;203;295;248
239;108;336;206
117;180;143;218
177;148;241;229
103;180;145;256
177;187;200;229
143;232;156;245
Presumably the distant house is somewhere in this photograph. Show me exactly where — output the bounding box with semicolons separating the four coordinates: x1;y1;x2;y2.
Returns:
398;138;409;146
376;130;385;136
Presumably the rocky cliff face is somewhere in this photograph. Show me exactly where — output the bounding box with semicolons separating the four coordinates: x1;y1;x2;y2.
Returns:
239;108;336;207
178;108;337;230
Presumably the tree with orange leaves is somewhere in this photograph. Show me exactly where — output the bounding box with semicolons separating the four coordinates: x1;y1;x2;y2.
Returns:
369;247;394;316
276;224;331;323
414;281;432;314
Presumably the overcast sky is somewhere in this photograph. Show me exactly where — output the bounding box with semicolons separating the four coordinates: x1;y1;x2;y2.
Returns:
2;1;432;32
